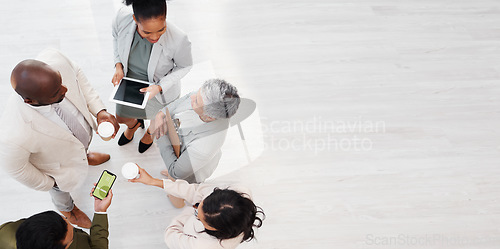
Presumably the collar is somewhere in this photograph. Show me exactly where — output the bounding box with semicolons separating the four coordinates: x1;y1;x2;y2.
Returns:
26;97;56;114
182;118;229;136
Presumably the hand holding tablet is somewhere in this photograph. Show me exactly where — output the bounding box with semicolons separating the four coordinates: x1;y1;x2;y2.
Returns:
109;77;151;109
140;85;163;100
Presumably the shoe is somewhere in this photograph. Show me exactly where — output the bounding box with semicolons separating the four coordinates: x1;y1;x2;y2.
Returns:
60;205;91;229
138;130;153;153
87;152;111;166
118;119;144;146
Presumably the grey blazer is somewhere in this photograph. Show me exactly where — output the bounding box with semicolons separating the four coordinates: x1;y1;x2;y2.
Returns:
157;93;230;183
112;6;193;104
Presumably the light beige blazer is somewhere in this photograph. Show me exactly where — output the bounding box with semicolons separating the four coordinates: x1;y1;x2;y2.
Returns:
0;48;106;192
112;6;193;104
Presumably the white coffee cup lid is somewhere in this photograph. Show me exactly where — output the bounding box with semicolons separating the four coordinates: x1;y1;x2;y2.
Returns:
98;122;114;137
122;162;139;179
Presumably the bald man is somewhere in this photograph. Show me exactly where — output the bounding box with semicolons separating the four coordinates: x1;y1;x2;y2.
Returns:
0;49;119;228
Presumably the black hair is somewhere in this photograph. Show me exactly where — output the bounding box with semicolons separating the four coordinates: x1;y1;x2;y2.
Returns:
124;0;167;22
16;211;68;249
201;188;265;243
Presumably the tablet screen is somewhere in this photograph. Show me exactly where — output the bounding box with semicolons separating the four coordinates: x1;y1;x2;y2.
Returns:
113;78;149;105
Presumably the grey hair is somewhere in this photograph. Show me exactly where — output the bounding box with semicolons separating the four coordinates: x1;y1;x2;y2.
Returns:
200;79;240;119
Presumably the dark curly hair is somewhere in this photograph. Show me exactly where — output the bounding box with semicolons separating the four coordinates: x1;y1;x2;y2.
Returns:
124;0;167;22
200;188;265;243
16;211;68;249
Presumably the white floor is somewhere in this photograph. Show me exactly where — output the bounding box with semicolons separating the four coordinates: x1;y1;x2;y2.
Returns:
1;0;500;248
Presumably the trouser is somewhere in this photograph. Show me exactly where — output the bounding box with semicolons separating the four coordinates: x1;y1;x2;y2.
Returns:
49;186;75;212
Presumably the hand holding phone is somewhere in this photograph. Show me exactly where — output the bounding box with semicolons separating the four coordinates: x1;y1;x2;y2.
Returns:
91;186;113;213
92;170;117;200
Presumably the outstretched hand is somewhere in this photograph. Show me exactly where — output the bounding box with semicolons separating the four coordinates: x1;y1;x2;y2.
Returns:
140;85;162;100
129;166;164;188
150;110;168;139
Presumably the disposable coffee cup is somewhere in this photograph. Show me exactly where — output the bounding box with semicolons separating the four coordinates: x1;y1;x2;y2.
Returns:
98;122;114;141
122;162;139;179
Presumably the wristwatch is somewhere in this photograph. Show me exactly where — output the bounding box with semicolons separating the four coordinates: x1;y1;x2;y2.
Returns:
172;118;182;146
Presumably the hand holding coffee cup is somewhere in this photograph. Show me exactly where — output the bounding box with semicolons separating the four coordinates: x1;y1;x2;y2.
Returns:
97;122;115;141
96;110;119;138
122;162;139;179
126;165;158;186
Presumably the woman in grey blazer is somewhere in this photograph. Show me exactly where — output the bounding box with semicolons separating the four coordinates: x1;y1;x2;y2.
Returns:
112;0;193;153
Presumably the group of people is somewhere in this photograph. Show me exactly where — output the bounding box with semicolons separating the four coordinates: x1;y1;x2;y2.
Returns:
0;0;264;249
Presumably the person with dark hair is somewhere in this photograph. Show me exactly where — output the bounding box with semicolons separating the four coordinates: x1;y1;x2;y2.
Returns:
129;166;264;249
112;0;193;153
0;186;113;249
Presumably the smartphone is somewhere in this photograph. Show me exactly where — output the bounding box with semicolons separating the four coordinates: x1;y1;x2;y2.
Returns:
92;170;117;200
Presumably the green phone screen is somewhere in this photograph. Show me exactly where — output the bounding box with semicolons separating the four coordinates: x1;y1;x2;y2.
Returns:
93;170;116;200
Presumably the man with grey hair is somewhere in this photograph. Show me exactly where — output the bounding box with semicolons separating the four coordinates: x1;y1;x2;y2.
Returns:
150;79;239;190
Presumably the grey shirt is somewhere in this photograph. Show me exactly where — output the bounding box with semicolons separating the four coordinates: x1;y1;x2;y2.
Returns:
126;31;152;82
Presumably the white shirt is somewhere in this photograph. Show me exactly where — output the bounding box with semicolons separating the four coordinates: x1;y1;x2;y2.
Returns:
29;98;92;141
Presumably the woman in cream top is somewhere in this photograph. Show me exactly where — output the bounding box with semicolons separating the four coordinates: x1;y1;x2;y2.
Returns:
129;166;265;249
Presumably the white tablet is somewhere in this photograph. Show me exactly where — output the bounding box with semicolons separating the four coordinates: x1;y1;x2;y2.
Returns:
109;77;151;109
